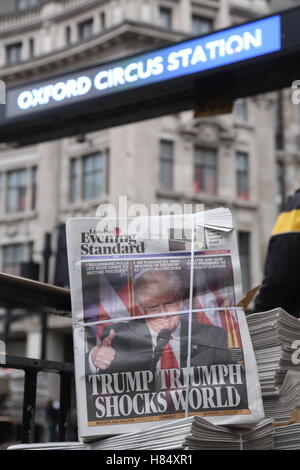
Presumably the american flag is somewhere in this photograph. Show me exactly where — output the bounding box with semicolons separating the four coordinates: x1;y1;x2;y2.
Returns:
96;264;139;338
194;290;242;348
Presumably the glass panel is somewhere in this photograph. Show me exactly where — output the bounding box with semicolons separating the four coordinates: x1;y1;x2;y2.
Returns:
238;232;251;293
100;12;106;29
66;26;71;45
192;15;213;36
236;153;249;200
82;153;105;200
6;43;22;65
6;169;27;213
18;0;38;9
205;167;217;194
84;155;94;172
160;141;173;163
159;7;172;29
160;141;173;189
3;244;24;276
70;159;78;202
160;161;172;190
78;19;94;40
31;167;37;210
194;148;217;194
234;99;248;123
18;169;27;186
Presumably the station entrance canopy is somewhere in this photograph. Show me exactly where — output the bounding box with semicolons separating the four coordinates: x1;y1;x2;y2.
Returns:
1;6;300;145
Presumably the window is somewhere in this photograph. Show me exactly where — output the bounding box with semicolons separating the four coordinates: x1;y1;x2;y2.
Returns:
31;166;37;210
29;38;34;58
6;43;22;65
78;18;94;41
100;11;106;29
159;7;172;29
238;232;251;293
160;140;174;190
6;169;27;213
70;152;108;202
276;161;285;213
236;152;249;200
17;0;38;10
82;153;106;200
3;244;24;276
192;15;213;35
194;147;217;194
234;99;248;124
70;158;79;203
6;167;37;213
273;93;284;150
66;26;71;45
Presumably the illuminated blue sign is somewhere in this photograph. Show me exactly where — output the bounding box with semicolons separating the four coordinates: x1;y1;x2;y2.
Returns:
7;15;281;118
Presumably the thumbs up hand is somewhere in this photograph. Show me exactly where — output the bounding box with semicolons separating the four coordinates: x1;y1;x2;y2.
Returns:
92;329;116;370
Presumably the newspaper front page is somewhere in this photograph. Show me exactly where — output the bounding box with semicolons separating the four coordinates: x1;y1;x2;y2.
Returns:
66;209;264;440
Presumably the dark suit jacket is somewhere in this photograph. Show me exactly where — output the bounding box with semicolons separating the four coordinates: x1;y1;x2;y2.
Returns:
92;318;232;374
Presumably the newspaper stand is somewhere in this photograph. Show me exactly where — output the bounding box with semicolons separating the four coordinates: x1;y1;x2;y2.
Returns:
0;273;74;443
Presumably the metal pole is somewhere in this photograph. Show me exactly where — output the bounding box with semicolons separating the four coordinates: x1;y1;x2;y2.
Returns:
41;232;52;360
21;369;37;443
58;372;72;441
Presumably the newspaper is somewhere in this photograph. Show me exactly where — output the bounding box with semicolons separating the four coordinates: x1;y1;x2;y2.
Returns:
66;208;264;440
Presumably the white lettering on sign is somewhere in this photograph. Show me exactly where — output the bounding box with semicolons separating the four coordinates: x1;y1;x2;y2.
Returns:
18;76;92;110
94;57;164;91
15;25;270;112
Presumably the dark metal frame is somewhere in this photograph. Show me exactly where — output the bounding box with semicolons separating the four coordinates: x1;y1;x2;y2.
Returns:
0;273;74;444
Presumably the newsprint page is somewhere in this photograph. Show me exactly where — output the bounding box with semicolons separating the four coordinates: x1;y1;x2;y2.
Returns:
66;209;264;440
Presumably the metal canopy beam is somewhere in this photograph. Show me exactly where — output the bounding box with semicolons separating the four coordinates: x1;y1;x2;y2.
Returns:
0;6;300;145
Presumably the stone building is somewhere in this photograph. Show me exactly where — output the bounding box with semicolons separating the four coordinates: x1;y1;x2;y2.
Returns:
0;0;299;398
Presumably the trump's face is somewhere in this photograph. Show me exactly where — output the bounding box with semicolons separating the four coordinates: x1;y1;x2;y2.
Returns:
139;292;182;334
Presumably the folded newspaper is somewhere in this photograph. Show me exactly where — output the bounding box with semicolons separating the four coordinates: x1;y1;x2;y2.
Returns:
7;417;274;451
247;308;300;396
66;208;264;440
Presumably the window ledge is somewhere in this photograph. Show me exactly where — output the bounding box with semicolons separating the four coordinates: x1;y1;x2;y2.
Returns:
233;121;254;131
157;190;259;210
232;199;258;210
63;195;110;213
0;210;38;223
156;189;185;200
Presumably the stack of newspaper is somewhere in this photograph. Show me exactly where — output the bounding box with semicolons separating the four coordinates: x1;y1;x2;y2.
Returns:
87;416;274;450
183;417;274;450
66;210;264;441
8;416;274;451
246;308;300;397
88;417;194;450
262;370;300;423
246;307;300;443
8;442;86;451
273;422;300;450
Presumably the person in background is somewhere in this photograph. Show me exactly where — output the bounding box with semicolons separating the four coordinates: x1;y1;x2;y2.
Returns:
254;188;300;318
45;400;60;442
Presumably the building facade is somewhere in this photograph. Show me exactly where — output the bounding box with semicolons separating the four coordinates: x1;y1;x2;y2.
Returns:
0;0;299;397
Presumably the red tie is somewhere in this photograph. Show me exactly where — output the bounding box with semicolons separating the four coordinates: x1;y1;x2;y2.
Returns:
160;343;179;370
160;343;179;390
